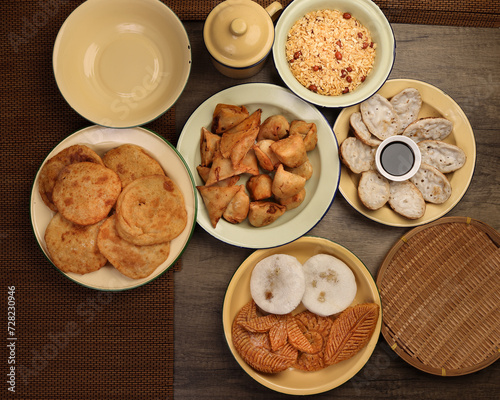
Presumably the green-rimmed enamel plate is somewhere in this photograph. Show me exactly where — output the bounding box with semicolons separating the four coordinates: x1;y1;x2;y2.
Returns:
30;125;197;291
177;83;339;249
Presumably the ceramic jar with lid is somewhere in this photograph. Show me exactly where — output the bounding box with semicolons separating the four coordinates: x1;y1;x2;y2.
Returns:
203;0;282;79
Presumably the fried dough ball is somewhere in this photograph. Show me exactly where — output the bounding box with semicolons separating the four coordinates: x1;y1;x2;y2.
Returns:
285;159;313;181
257;115;289;141
272;164;306;199
270;135;308;168
289;120;318;151
247;174;273;200
277;189;306;211
248;201;286;227
253;140;280;171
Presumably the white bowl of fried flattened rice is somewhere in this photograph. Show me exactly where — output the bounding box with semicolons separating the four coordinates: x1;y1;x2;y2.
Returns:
273;0;395;108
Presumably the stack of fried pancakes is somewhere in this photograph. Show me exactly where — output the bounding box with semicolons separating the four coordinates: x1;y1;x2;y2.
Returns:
40;144;187;279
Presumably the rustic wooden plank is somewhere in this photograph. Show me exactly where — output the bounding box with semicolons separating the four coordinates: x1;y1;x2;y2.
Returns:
173;22;500;399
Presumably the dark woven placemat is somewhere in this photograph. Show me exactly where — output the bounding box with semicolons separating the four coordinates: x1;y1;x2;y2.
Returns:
1;0;498;398
169;0;499;27
1;1;178;398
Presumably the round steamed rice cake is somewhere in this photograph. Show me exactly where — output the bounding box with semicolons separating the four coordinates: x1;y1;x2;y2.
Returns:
250;254;305;315
301;254;357;316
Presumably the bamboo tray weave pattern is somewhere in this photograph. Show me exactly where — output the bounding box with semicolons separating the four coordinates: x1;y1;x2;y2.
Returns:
377;217;500;376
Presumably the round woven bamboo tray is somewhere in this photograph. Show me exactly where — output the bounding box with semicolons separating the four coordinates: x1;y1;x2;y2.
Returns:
376;216;500;376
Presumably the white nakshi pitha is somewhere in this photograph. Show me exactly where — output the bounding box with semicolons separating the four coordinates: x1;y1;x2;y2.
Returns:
301;254;357;317
250;254;305;315
389;87;422;132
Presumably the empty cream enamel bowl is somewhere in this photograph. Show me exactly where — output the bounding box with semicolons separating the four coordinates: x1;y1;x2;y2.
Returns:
53;0;191;128
273;0;395;108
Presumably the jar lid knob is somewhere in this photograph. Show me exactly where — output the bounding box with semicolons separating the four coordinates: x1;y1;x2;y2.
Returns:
230;18;247;36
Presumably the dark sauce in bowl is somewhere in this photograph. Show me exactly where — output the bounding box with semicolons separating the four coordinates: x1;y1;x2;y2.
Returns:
380;142;415;176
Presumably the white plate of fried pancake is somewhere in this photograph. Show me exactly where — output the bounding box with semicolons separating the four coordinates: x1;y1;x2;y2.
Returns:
333;79;476;227
30;126;197;291
176;83;339;248
222;236;381;395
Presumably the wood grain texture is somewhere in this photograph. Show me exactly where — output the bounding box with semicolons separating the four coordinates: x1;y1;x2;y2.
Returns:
174;22;499;399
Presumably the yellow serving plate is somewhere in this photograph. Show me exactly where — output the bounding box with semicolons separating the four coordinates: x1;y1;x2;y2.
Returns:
333;79;476;227
222;236;381;395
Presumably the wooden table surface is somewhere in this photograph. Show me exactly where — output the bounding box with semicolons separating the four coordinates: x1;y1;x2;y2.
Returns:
173;22;499;399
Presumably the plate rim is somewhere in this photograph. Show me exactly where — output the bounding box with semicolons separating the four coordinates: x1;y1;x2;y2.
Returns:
176;82;340;249
30;125;198;291
333;78;477;227
52;0;192;129
222;235;382;395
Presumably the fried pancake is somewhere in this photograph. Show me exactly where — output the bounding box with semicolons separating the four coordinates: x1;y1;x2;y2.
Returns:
97;215;170;279
38;144;104;212
52;162;121;226
44;213;107;274
102;144;165;189
115;175;187;245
